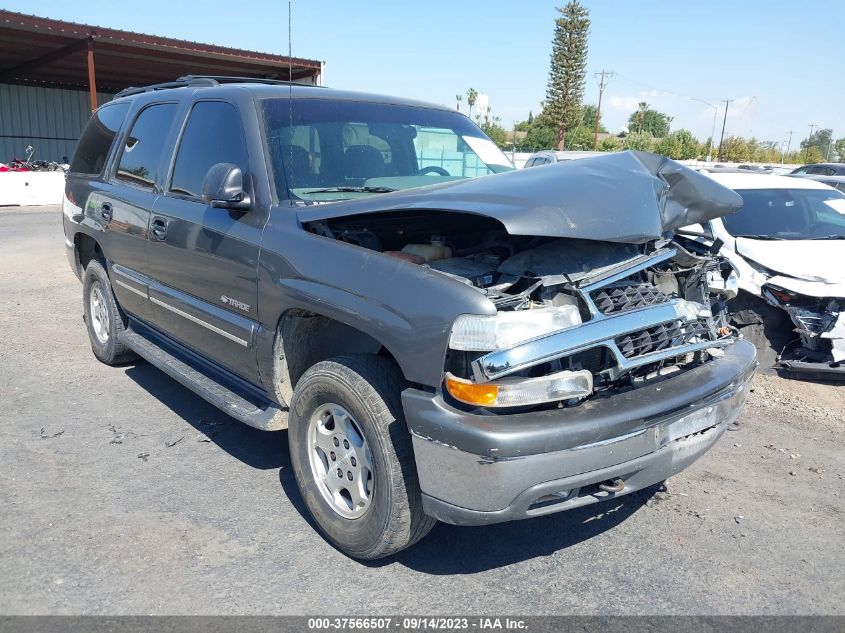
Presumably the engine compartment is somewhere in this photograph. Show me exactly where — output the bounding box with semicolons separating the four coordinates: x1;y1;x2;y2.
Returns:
304;209;738;404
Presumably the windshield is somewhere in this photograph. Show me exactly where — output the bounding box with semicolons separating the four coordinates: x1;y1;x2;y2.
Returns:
723;188;845;239
262;98;513;202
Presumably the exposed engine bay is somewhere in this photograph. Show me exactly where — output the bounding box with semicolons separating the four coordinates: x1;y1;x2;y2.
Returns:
305;209;739;408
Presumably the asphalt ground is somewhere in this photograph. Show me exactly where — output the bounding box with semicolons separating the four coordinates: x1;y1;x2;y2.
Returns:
1;205;843;615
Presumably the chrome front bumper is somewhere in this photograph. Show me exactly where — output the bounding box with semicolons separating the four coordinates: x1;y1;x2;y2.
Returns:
404;339;757;525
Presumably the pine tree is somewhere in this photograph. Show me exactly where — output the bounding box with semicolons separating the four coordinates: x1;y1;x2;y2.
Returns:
545;2;590;149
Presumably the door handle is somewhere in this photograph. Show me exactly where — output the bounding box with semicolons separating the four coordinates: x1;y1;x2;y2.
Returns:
100;202;112;221
150;217;168;241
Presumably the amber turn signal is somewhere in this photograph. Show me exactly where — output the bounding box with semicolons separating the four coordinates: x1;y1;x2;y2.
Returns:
444;373;499;406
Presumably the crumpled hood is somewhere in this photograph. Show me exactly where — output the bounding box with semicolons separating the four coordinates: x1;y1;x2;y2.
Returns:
736;237;845;286
297;150;743;244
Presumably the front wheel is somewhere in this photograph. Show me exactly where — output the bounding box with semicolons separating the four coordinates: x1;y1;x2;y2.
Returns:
288;354;435;559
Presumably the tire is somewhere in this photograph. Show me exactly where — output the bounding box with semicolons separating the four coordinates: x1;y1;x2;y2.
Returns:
288;354;436;559
82;259;137;365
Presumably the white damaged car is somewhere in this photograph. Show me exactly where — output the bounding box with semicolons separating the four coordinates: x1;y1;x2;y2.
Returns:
679;172;845;378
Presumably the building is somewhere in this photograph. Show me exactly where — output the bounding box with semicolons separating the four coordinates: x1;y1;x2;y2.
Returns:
0;10;323;163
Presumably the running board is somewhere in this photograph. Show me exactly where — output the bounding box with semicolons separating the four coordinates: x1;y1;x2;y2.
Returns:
119;328;287;430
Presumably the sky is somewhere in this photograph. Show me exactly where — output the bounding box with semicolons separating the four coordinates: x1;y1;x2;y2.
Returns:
4;0;843;146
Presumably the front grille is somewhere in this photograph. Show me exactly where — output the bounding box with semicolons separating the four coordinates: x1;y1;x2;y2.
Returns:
592;281;667;315
616;320;711;359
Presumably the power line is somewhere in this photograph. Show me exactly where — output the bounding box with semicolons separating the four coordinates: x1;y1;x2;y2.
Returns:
613;73;794;137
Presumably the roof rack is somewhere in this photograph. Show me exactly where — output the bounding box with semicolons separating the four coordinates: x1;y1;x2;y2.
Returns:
114;75;321;99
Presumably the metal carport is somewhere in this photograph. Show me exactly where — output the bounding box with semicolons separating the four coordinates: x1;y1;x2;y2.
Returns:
0;10;323;162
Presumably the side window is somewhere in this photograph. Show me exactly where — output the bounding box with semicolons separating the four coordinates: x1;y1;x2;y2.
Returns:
169;101;249;199
793;167;808;174
525;158;536;168
69;103;130;175
116;103;178;188
806;166;823;175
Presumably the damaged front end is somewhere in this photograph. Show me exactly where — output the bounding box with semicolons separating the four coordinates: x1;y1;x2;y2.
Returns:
300;150;746;409
441;240;739;409
761;283;845;378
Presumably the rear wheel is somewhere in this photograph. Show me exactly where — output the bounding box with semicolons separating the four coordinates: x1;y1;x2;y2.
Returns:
288;354;435;559
82;260;137;365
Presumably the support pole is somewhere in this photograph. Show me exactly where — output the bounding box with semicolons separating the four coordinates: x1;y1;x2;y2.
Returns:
717;99;731;161
86;37;98;112
593;70;605;150
592;69;615;150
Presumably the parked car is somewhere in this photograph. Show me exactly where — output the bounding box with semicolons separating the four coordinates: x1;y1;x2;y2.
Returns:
523;149;606;168
790;163;845;176
64;76;755;559
678;172;845;378
786;173;845;193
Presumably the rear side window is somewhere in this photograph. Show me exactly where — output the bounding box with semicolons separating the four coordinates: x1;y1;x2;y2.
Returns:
69;103;130;175
116;103;178;188
169;101;248;199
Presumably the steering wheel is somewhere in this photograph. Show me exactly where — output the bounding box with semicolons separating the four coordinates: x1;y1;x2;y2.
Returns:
416;166;450;176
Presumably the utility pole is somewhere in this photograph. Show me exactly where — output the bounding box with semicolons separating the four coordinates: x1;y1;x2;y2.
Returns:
593;69;615;150
706;105;718;162
805;123;818;162
782;130;793;166
717;99;732;161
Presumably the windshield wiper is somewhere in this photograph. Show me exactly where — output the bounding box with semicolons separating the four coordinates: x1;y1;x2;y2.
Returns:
810;234;845;240
733;234;785;240
303;186;397;194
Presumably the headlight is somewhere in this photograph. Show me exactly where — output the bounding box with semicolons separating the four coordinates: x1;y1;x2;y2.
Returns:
763;284;797;304
444;370;593;407
449;305;582;351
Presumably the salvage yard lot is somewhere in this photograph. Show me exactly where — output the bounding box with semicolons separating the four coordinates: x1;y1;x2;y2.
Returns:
1;205;843;615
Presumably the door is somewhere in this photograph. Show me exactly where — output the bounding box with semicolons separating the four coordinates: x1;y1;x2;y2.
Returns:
147;100;263;382
103;102;179;323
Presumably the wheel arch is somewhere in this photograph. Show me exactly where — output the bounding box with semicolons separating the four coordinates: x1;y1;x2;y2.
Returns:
73;231;104;276
266;308;404;410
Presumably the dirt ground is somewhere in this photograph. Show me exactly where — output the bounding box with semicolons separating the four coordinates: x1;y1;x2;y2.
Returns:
0;205;843;615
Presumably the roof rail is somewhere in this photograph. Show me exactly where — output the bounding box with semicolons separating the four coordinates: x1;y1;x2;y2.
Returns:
114;74;323;99
114;76;217;99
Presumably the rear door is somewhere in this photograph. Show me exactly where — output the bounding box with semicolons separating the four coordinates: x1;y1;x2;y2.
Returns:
102;101;179;323
147;99;263;382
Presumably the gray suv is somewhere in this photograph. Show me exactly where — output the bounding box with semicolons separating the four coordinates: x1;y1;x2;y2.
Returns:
64;76;756;559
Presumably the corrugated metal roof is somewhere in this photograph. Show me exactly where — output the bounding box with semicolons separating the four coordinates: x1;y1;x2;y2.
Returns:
0;9;322;91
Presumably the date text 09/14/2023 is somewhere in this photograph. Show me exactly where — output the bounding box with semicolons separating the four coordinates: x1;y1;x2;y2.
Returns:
307;617;528;630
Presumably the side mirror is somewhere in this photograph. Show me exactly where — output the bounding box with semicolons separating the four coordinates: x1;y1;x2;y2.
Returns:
201;163;251;210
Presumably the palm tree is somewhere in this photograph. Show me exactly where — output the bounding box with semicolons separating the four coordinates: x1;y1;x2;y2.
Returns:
466;88;478;119
636;101;649;134
455;94;462;112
